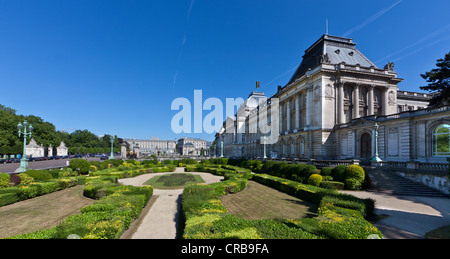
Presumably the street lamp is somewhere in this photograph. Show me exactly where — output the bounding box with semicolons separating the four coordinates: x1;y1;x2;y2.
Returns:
371;123;382;163
16;120;33;173
263;136;267;160
109;135;114;160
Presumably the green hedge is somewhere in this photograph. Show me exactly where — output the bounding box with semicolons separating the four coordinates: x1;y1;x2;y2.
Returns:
0;173;10;188
0;177;82;207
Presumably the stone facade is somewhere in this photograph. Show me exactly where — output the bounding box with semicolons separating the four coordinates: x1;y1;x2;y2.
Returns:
178;137;208;156
215;34;450;164
124;138;176;155
56;141;68;156
25;138;44;158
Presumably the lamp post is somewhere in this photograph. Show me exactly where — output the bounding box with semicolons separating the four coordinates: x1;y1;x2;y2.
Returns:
371;123;382;163
109;135;115;160
263;136;267;160
16;120;33;173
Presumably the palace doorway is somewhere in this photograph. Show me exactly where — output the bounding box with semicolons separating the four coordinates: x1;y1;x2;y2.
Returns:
360;133;372;160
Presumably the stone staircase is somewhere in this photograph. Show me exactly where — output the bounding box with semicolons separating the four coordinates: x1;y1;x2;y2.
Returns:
365;167;449;198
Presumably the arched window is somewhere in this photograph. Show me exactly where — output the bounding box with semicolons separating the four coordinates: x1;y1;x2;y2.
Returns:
433;124;450;156
299;139;305;155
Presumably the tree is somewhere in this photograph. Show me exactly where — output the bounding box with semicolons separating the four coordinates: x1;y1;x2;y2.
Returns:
420;52;450;107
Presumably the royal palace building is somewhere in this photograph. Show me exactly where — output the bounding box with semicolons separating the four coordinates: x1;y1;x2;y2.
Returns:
215;34;450;165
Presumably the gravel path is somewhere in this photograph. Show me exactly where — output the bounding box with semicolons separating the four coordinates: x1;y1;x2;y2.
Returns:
118;167;223;239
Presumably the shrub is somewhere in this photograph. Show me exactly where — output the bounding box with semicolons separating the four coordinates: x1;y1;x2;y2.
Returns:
163;160;173;165
272;162;288;177
24;170;52;181
303;165;318;178
261;160;276;174
307;174;322;187
320;181;344;190
0;173;10;188
321;167;332;176
244;160;263;173
345;178;362;190
19;173;34;185
344;165;365;190
345;165;365;181
331;165;347;182
69;159;90;175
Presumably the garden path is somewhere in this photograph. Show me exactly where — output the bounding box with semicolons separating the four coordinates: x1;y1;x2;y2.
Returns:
118;167;223;239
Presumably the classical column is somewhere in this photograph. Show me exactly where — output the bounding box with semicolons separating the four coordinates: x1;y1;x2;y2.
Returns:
368;85;374;116
382;87;389;115
279;101;283;133
305;88;311;127
338;82;345;124
295;94;300;129
286;99;291;131
353;84;360;119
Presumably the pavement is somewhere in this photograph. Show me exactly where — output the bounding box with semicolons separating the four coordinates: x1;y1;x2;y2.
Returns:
119;167;450;239
340;190;450;239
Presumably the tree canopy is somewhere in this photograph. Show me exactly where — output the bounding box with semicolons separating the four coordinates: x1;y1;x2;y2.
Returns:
420;52;450;107
0;104;119;155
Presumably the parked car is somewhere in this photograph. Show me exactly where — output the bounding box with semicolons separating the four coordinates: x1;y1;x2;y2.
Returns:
100;155;108;160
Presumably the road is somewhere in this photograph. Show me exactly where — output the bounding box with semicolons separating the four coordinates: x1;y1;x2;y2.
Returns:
0;157;117;174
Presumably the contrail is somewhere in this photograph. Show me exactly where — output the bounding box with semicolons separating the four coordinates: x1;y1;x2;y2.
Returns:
173;0;195;88
187;0;195;19
263;65;298;89
391;34;450;62
374;24;450;64
343;0;402;37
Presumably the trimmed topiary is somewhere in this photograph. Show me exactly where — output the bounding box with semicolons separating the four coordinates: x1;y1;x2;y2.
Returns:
344;165;365;190
307;174;323;187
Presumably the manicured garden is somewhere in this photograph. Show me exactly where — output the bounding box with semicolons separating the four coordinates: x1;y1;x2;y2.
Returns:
180;159;382;239
1;157;382;239
1;158;175;239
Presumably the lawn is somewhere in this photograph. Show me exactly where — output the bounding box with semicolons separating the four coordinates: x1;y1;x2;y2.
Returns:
0;185;94;238
143;173;205;189
220;181;318;220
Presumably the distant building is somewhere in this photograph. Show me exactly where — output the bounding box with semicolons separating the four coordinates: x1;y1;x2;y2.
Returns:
178;137;208;156
25;138;44;158
124;138;176;155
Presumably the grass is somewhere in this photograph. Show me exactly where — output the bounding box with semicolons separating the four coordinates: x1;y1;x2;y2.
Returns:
220;181;318;220
0;185;94;238
143;173;205;189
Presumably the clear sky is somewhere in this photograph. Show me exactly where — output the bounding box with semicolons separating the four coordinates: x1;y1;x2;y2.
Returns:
0;0;449;141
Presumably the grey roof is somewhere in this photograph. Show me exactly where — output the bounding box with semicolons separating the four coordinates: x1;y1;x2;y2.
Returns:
287;34;377;85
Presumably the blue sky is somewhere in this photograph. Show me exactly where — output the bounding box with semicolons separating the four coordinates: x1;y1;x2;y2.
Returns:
0;0;449;141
